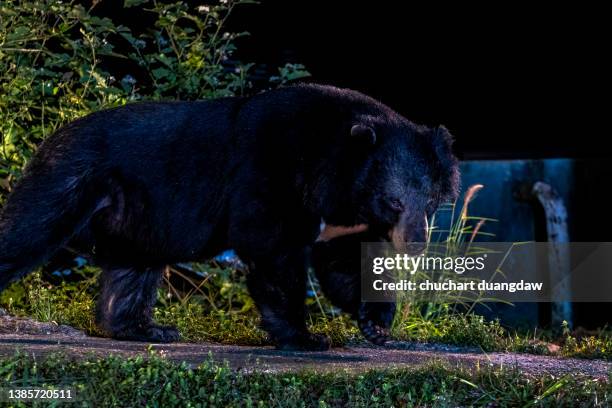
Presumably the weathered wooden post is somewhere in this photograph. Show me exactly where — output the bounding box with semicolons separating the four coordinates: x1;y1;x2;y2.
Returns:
532;181;573;329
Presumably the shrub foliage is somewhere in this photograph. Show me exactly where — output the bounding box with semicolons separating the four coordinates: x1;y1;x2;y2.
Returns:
0;0;307;200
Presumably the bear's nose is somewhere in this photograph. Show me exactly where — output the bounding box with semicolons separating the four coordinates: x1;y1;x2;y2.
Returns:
404;242;427;256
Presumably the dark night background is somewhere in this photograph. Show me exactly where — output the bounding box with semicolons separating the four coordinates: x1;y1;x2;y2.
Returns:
226;1;609;160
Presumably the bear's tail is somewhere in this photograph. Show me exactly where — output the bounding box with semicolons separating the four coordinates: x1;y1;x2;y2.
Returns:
0;160;102;290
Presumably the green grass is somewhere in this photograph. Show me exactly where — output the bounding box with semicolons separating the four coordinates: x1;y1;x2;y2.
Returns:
0;270;360;348
395;304;612;359
559;322;612;360
395;305;506;351
0;352;609;407
1;271;611;361
0;270;102;335
155;304;359;347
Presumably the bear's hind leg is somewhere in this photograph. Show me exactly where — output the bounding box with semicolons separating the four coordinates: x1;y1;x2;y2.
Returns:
95;265;179;342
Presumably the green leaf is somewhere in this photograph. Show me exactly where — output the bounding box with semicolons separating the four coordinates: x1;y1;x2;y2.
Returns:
152;67;170;80
123;0;150;7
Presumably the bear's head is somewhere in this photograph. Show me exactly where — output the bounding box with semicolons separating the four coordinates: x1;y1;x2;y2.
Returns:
313;115;460;254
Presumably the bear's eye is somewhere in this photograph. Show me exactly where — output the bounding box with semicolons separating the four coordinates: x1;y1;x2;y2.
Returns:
388;198;404;213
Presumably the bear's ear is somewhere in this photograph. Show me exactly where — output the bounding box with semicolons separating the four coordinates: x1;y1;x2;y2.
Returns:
433;125;460;202
351;124;376;145
433;125;454;149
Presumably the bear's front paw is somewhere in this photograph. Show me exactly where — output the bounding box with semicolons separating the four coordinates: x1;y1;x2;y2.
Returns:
357;303;394;345
358;320;390;345
146;324;181;343
276;331;331;351
114;324;180;343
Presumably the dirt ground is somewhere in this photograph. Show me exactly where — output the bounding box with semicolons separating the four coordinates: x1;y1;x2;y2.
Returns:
0;313;610;379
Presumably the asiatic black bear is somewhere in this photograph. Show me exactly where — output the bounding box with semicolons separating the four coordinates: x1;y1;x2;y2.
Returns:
0;84;459;350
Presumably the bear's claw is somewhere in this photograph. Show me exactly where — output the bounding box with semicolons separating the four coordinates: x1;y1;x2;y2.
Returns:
358;319;390;345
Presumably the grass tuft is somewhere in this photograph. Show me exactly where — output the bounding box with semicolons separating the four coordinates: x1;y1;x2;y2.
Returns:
0;352;609;407
2;271;611;360
398;309;505;351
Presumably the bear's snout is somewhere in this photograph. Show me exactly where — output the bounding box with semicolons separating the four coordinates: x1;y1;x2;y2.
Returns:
389;213;428;255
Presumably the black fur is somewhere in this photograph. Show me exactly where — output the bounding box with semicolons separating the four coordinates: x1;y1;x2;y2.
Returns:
0;84;459;349
96;265;179;342
312;231;396;345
